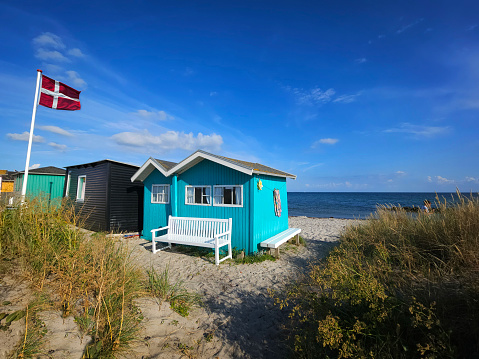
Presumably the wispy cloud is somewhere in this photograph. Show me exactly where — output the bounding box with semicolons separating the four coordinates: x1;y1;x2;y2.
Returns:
65;70;87;88
68;48;84;57
48;142;67;151
311;138;339;148
333;92;362;103
111;129;223;153
396;18;424;34
29;164;41;170
35;48;69;62
38;125;74;137
286;86;336;106
467;24;477;31
384;123;450;138
355;58;367;64
303;163;323;172
133;109;174;121
7;132;45;143
33;32;65;49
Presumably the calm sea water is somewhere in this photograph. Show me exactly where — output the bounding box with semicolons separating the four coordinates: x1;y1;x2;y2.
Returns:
287;192;471;219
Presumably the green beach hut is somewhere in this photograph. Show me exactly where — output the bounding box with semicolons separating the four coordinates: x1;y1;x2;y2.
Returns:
131;150;297;255
13;166;66;205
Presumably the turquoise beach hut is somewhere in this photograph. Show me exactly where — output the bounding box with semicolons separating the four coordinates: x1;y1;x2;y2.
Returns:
131;150;297;254
13;166;65;205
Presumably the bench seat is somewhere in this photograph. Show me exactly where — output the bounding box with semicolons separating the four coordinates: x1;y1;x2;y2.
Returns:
260;228;302;258
151;216;232;265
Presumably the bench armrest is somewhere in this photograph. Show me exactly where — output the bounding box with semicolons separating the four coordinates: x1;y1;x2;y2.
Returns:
214;230;231;239
151;226;169;235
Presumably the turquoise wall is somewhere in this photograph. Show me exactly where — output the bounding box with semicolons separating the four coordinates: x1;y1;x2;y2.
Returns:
251;174;289;250
142;170;172;240
176;159;252;253
14;174;65;205
141;159;290;254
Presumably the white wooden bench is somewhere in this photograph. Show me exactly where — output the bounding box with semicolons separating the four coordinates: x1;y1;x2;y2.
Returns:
151;216;232;266
260;228;302;258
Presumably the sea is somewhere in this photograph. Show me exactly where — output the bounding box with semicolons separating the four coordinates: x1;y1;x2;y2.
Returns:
287;192;474;219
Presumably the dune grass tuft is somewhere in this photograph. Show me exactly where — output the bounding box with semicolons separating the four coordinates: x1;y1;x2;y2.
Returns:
275;191;479;358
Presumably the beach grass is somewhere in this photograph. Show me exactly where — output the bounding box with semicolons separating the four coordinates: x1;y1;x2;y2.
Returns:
275;191;479;358
0;197;200;358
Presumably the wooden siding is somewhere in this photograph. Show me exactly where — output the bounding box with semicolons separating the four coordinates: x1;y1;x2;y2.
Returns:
108;163;144;233
66;163;108;232
252;174;289;251
14;174;65;205
176;159;252;253
142;170;172;240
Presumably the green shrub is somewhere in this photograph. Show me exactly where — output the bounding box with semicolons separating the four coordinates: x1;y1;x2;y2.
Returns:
275;192;479;358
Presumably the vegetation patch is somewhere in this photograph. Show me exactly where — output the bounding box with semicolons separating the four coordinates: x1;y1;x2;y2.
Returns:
274;192;479;358
0;198;201;358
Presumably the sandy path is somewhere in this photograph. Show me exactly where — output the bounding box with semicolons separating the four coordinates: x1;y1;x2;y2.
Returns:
122;217;358;358
0;217;359;358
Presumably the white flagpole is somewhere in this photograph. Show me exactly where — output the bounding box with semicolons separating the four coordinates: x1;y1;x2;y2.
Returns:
21;69;43;201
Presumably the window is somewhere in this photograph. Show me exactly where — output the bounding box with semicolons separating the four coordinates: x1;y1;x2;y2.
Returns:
186;186;211;205
76;176;86;201
151;184;170;204
213;185;242;207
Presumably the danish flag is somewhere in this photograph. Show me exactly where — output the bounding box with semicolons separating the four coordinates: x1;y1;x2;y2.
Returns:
39;74;81;111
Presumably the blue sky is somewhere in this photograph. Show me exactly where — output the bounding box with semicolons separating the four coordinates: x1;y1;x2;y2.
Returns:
1;0;478;192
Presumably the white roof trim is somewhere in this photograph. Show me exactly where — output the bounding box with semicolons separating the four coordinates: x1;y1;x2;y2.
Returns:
131;157;169;182
253;170;297;180
132;150;297;182
169;150;253;176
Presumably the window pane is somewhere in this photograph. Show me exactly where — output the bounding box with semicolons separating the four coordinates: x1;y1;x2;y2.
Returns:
224;188;232;204
194;187;202;203
235;186;242;205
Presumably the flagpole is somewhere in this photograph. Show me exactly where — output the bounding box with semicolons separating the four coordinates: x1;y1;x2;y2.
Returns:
21;69;42;201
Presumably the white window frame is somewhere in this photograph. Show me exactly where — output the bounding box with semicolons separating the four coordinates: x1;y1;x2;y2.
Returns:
64;174;71;197
185;185;212;206
76;175;86;202
213;185;243;207
151;184;170;204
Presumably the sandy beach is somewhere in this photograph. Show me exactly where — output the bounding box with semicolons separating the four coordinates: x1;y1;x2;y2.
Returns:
0;217;359;359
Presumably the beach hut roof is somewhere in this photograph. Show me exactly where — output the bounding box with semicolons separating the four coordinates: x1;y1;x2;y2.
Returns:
16;166;65;176
65;159;139;169
131;150;296;182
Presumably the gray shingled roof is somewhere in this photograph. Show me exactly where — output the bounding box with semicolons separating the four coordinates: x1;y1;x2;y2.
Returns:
17;166;65;176
154;159;178;171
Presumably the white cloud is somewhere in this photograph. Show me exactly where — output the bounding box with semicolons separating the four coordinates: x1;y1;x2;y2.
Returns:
33;32;65;49
384;123;450;138
466;176;478;182
68;48;84;57
65;71;87;88
35;48;69;62
287;86;336;105
396;171;406;175
427;176;433;182
111;130;223;152
333;92;361;103
210;91;218;97
29;164;41;170
38;125;73;137
48;142;67;151
436;176;454;184
7;132;45;143
355;58;367;64
311;138;339;148
134;110;174;121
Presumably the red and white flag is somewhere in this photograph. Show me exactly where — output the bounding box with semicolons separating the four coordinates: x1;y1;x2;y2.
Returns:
39;75;81;111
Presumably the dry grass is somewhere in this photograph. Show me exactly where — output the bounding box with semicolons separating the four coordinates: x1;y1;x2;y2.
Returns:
275;191;479;358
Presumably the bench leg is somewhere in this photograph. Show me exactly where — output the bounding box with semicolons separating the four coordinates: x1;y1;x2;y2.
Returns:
295;234;300;246
275;247;280;259
152;237;157;254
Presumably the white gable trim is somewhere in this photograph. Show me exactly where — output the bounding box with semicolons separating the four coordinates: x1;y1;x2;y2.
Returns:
131;157;169;182
169;150;253;176
253;170;297;180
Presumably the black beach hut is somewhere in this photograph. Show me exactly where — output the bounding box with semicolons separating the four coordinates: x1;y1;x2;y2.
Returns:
64;159;143;233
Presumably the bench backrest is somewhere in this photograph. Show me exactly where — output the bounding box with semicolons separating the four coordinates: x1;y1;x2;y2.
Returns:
168;216;231;239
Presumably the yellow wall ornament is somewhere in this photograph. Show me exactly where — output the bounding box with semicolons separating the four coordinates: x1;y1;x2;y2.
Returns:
257;179;263;190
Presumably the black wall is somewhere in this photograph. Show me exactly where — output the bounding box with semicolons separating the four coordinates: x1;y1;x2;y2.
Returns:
65;161;143;233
